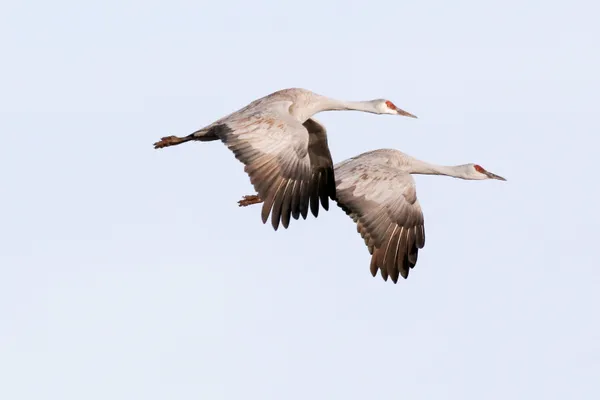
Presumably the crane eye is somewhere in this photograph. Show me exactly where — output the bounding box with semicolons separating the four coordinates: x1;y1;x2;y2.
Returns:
474;164;486;173
385;100;397;110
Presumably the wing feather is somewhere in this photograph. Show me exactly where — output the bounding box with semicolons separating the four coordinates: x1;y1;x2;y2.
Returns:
212;102;335;230
335;152;426;283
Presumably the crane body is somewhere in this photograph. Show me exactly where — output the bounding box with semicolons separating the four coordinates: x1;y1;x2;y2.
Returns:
239;148;506;283
153;88;416;230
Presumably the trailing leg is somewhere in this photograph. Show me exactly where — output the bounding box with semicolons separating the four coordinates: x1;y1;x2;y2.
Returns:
153;125;221;149
238;194;263;207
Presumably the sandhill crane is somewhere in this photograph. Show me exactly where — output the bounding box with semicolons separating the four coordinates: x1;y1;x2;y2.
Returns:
238;149;506;283
153;88;416;230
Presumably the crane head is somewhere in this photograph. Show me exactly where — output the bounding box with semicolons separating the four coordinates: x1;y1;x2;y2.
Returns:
472;164;506;181
370;99;417;118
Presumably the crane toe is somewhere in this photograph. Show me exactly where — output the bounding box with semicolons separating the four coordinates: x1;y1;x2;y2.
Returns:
153;136;183;149
238;195;262;207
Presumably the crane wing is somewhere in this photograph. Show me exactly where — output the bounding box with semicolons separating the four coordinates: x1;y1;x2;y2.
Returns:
207;101;335;230
335;159;425;283
303;118;336;218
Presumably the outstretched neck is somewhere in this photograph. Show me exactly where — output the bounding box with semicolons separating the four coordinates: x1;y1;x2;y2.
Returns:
319;98;376;113
408;158;470;180
295;95;376;121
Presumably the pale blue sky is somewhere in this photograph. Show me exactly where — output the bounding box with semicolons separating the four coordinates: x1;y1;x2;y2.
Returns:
1;1;599;399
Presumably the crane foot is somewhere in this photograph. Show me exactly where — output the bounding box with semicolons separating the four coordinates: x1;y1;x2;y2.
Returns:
238;194;263;207
154;135;185;149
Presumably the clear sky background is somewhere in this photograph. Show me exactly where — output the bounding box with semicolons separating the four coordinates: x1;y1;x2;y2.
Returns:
1;1;599;399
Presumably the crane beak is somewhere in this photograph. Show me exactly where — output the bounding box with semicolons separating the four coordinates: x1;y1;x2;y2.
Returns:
396;108;418;118
484;171;506;181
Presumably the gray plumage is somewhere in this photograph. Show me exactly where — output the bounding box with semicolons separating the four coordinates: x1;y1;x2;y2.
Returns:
334;149;506;283
334;150;425;283
238;147;505;283
154;88;417;230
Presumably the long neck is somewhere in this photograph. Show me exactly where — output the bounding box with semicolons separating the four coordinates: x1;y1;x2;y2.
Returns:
322;99;377;113
407;157;471;180
295;95;376;121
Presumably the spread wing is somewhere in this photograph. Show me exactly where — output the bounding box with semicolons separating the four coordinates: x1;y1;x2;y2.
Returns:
334;158;426;283
209;101;335;230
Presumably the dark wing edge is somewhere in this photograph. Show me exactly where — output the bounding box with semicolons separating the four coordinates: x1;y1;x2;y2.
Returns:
304;118;336;218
